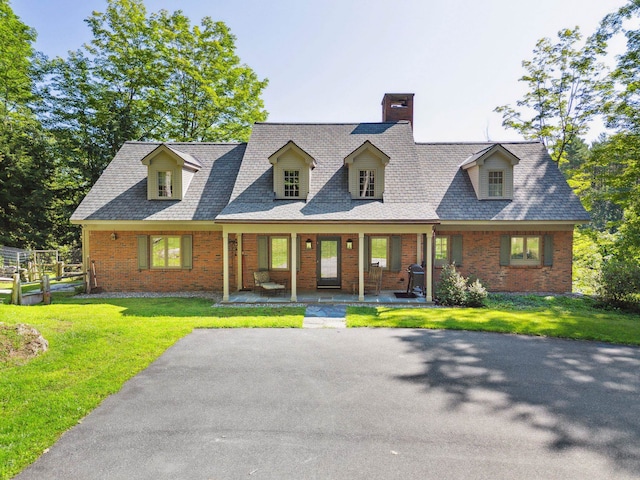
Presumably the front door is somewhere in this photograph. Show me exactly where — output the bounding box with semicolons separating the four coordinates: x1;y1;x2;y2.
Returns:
317;237;341;288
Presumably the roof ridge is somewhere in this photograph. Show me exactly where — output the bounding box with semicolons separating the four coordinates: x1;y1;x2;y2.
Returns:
415;140;541;145
254;121;410;126
123;141;245;146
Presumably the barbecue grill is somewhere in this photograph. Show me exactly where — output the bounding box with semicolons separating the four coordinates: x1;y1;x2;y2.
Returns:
406;263;425;295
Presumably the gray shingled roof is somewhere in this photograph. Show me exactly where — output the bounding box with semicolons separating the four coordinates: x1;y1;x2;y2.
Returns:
71;142;245;221
417;142;590;222
71;126;589;224
216;122;439;223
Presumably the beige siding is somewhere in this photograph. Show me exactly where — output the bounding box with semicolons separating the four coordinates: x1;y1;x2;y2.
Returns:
273;150;310;199
146;152;182;200
467;165;480;198
480;153;513;199
348;151;385;199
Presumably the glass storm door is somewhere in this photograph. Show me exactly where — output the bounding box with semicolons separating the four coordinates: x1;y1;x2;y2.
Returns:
317;237;341;288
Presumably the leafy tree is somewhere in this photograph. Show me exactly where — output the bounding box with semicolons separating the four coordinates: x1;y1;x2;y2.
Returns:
0;0;35;119
495;27;607;164
0;0;63;248
41;0;268;186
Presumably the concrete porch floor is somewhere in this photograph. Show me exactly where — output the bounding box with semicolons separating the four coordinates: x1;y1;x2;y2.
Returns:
224;289;430;305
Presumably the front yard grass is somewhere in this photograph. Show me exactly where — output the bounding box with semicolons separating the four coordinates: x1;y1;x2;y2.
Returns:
0;294;304;480
347;294;640;345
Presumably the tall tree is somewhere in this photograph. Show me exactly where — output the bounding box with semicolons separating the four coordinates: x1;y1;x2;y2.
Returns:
0;0;35;119
0;0;60;248
494;27;606;164
41;0;268;186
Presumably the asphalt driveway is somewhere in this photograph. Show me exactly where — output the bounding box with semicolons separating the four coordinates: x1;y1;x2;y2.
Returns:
17;329;640;479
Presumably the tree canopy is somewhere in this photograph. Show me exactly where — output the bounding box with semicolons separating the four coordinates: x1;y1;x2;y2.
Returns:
1;0;268;249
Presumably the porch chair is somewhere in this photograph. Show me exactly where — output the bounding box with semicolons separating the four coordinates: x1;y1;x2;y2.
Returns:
253;271;287;296
364;265;383;296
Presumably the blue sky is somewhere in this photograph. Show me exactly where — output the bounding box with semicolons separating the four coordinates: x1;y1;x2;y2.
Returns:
13;0;627;142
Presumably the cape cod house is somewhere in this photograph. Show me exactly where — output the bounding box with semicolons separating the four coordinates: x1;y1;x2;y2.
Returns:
70;94;589;301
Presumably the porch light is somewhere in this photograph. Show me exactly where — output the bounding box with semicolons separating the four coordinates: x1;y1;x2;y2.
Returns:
110;232;117;241
306;238;313;250
346;239;353;249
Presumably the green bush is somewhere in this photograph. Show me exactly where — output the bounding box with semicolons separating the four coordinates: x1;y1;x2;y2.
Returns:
465;278;488;307
598;257;640;310
435;264;487;307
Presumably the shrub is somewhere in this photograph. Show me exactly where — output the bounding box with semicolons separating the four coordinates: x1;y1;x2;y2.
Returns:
435;263;487;307
598;257;640;310
465;278;488;307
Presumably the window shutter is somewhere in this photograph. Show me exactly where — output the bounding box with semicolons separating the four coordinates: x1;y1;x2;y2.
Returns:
500;235;511;266
137;235;149;270
390;235;402;272
296;236;301;272
451;235;463;266
363;235;370;272
544;234;554;266
257;236;268;271
182;235;193;269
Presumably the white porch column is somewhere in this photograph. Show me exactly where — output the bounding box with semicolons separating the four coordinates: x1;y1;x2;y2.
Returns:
222;230;230;302
416;233;422;264
290;232;297;302
425;228;433;302
236;234;243;291
358;232;365;301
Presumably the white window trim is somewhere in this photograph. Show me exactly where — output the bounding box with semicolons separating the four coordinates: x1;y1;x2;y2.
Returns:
283;170;300;198
359;169;376;198
488;170;504;198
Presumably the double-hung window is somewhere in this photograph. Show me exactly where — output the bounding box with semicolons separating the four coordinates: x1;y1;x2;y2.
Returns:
359;170;375;198
270;237;289;270
284;170;300;198
158;171;173;198
369;236;388;268
488;171;503;198
435;236;449;267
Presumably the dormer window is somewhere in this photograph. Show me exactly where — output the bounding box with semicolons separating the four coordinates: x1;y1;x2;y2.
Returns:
344;141;389;200
359;170;375;198
459;144;519;201
158;171;173;198
269;141;316;200
488;171;504;198
141;144;202;201
284;170;300;197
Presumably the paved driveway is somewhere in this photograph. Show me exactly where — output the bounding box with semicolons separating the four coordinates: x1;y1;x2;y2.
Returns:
17;329;640;479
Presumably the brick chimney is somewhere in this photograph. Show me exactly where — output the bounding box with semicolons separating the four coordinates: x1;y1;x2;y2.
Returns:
382;93;414;128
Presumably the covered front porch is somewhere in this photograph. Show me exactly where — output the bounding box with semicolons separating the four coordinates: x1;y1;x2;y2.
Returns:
223;289;431;304
221;223;436;304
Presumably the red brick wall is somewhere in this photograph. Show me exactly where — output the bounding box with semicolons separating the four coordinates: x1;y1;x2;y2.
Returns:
89;229;574;294
88;230;237;292
241;233;416;292
434;230;573;293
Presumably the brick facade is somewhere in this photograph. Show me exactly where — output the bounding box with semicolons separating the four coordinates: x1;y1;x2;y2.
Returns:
434;229;573;293
88;229;573;294
88;230;236;292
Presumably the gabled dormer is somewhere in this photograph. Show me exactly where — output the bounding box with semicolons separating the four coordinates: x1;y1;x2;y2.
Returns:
268;141;316;200
460;144;520;200
141;144;202;200
344;140;390;200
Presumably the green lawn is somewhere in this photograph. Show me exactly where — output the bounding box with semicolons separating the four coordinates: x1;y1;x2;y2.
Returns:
0;295;304;480
348;294;640;345
2;292;639;479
